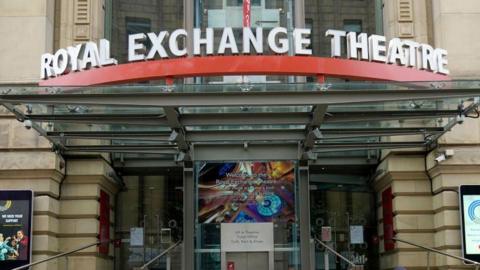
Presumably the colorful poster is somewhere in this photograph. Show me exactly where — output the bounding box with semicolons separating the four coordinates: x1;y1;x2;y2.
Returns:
0;190;33;270
197;161;295;224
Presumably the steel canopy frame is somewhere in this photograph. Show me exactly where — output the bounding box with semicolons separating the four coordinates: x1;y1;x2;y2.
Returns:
0;85;477;158
23;110;462;126
2;88;480;107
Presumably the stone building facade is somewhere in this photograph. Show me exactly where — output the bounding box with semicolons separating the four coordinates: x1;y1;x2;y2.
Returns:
0;0;480;270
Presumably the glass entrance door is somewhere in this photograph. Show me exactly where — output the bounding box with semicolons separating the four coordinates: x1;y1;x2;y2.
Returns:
114;173;183;270
310;174;379;270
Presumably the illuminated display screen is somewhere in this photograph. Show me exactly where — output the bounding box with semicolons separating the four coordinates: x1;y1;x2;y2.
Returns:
0;190;33;270
197;161;295;223
462;194;480;255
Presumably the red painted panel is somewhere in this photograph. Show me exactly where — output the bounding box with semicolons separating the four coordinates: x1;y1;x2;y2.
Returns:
99;190;110;255
39;56;450;86
243;0;251;27
382;187;395;251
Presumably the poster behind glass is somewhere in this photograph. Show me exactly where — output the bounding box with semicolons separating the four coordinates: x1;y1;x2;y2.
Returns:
0;190;33;270
198;161;295;223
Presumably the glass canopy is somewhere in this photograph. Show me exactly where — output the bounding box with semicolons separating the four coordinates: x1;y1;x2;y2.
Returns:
0;81;479;164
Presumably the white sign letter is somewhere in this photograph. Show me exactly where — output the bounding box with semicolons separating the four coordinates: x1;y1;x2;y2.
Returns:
293;28;312;55
435;48;449;75
128;33;147;62
53;48;69;76
146;31;169;59
347;32;369;60
40;53;54;79
81;42;101;69
193;28;214;55
169;29;188;57
387;38;407;66
368;34;387;62
218;27;239;55
420;44;437;72
67;44;83;72
402;40;420;68
243;27;263;54
268;27;289;54
99;39;118;66
325;29;346;57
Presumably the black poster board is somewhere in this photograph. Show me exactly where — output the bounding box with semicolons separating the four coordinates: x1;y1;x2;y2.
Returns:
459;185;480;263
0;190;33;270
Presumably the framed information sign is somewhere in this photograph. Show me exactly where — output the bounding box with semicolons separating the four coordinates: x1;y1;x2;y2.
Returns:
0;190;33;270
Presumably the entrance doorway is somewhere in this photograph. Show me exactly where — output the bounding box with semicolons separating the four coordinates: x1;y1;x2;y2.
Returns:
310;169;379;269
226;252;269;270
114;172;183;270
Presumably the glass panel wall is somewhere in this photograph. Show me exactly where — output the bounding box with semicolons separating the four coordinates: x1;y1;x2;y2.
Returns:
198;0;295;84
195;161;300;270
304;0;379;58
109;0;184;64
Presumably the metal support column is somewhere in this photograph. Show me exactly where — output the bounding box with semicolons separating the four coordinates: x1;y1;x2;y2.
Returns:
183;163;194;270
294;0;305;28
184;0;194;54
299;163;311;270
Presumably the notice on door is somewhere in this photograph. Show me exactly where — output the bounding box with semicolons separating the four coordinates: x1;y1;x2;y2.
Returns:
221;223;274;252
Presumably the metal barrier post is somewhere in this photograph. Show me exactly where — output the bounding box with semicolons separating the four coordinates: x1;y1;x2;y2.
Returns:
324;249;329;270
310;239;315;270
427;251;430;270
166;253;171;270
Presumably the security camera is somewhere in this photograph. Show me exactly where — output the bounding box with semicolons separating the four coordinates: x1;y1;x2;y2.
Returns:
312;127;323;139
445;149;455;157
456;114;465;124
23;120;32;130
435;154;446;163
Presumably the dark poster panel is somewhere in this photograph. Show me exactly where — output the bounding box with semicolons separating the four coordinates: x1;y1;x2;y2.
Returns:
99;190;110;255
382;187;394;251
460;185;480;263
0;190;33;270
198;161;295;224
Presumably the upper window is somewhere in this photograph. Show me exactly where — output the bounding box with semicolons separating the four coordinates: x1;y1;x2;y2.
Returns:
226;0;261;7
125;17;151;35
343;19;363;33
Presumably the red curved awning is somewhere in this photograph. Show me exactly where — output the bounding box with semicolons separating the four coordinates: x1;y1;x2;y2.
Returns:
39;56;450;86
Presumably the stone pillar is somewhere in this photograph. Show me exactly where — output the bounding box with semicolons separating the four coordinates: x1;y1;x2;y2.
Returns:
425;118;480;269
0;106;65;270
58;158;120;270
374;154;434;269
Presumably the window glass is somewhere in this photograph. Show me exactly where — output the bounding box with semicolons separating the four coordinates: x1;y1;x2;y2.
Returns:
110;0;184;63
227;0;261;6
304;0;379;57
344;19;363;33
